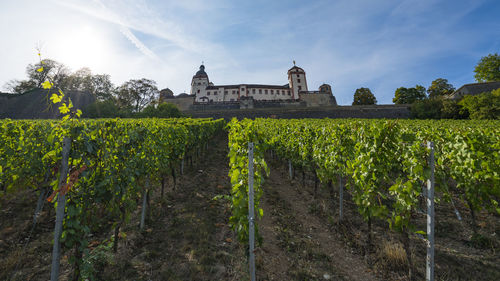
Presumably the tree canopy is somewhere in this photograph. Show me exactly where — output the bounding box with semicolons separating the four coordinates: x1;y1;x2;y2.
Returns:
64;68;114;101
115;78;159;112
427;78;455;99
393;85;426;104
459;88;500;119
3;59;114;101
352;87;376;105
4;59;69;93
474;53;500;82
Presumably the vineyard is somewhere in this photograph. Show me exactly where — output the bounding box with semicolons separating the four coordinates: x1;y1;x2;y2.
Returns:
0;117;499;280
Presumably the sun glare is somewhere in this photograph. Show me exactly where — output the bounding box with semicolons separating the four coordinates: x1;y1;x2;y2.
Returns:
53;25;108;72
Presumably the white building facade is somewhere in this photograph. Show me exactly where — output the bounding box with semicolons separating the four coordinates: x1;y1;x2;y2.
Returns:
191;64;309;103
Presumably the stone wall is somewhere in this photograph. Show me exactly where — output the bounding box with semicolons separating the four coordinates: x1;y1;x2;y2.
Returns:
163;96;195;111
299;93;337;107
184;104;411;120
0;89;95;119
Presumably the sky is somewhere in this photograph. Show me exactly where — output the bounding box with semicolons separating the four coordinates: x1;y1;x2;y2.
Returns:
1;0;499;105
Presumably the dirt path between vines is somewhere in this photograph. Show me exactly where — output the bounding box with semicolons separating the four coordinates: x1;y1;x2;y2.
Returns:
257;159;381;281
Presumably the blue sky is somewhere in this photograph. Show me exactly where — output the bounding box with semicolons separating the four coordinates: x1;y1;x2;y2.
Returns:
1;0;499;104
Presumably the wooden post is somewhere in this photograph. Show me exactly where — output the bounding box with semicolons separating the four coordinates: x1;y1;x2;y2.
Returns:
140;178;149;230
339;174;343;222
248;143;256;281
426;141;435;281
50;137;71;281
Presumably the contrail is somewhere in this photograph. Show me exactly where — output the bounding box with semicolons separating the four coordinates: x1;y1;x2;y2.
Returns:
119;25;159;60
54;0;160;60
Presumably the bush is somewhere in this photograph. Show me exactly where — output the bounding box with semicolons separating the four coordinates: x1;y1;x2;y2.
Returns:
441;99;468;119
83;100;121;118
140;103;182;118
410;99;442;119
459;88;500;119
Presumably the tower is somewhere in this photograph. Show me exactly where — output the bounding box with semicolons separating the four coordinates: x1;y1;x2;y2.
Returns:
287;64;307;99
191;64;209;101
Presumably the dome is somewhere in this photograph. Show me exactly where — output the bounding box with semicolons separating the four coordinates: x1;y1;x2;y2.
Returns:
319;84;332;94
194;64;208;78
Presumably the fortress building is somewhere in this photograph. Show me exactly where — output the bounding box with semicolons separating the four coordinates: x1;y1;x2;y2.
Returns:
190;63;330;103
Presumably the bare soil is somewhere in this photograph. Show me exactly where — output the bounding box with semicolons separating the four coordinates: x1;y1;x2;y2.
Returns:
1;132;499;280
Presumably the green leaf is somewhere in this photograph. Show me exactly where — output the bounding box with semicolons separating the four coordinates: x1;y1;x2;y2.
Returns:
50;93;62;103
42;80;53;89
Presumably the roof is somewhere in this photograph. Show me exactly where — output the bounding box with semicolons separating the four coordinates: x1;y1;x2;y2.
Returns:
449;81;500;99
206;84;290;90
193;65;208;78
287;65;305;73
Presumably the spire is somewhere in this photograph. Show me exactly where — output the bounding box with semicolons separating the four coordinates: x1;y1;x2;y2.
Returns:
293;60;296;66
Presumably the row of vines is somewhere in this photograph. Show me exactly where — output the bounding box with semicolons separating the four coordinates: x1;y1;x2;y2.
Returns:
0;117;224;280
227;118;499;279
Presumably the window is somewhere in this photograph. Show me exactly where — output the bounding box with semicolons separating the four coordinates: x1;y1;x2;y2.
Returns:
276;91;279;95
224;90;228;94
197;89;200;93
214;91;217;95
298;86;302;90
198;82;201;85
259;89;262;94
265;90;268;94
207;92;211;96
271;90;274;94
297;79;301;83
252;89;256;94
288;91;291;95
232;90;236;94
282;90;285;95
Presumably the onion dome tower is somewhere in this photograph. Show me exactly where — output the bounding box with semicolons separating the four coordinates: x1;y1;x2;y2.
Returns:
190;64;209;98
287;61;308;99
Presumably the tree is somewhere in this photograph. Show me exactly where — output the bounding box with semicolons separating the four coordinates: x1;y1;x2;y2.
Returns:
83;100;121;118
64;68;114;100
115;78;159;112
410;99;442;119
441;99;468;119
3;79;36;93
427;78;455;99
352;87;376;105
459;88;500;119
26;59;69;89
393;85;426;104
474;53;500;82
91;74;114;101
141;103;182;118
4;59;69;93
64;67;93;92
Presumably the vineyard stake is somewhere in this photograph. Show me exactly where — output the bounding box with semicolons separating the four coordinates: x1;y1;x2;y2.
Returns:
426;141;435;281
140;177;149;230
288;160;293;180
339;174;343;222
181;158;184;175
248;142;256;281
50;137;71;281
